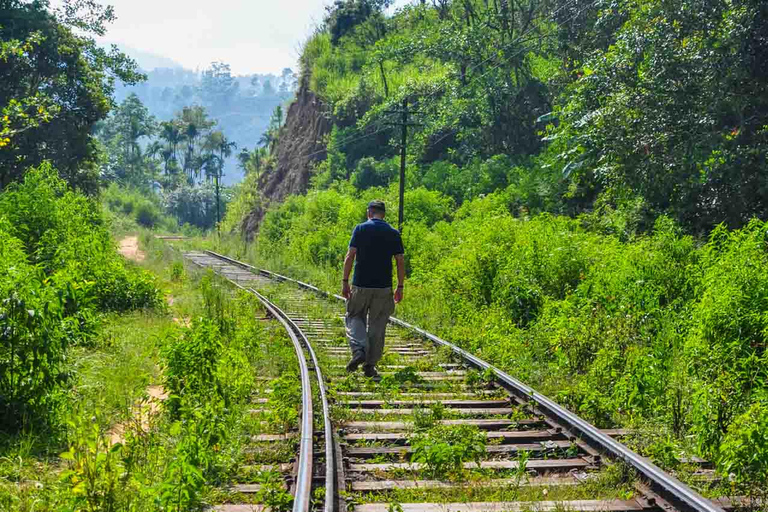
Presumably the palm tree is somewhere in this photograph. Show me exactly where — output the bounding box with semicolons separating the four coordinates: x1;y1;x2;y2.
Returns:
211;132;236;235
145;140;164;185
183;122;199;182
237;148;251;173
258;130;273;150
159;121;182;175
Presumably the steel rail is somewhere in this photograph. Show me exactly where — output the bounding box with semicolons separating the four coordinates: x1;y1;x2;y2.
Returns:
248;287;338;512
200;250;725;512
185;255;315;512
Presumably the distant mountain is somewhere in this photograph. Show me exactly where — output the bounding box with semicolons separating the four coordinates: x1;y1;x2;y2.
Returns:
112;43;184;71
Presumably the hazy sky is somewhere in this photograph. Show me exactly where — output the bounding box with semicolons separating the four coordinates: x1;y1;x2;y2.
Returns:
71;0;410;76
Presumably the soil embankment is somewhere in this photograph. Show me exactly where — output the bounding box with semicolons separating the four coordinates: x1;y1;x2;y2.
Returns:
242;78;331;238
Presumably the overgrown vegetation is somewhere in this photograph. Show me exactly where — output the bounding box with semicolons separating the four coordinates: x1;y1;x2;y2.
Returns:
273;0;768;234
410;425;487;479
239;186;768;493
203;0;768;494
0;165;161;430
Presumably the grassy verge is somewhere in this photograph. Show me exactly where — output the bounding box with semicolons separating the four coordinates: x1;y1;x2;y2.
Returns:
0;226;306;511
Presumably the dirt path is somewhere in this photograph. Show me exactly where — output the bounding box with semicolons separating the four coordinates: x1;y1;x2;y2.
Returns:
109;385;168;445
118;235;146;262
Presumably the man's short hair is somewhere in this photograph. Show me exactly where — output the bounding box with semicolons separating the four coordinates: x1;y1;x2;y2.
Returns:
367;200;386;215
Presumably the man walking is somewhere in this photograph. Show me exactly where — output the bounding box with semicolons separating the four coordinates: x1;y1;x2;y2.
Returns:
342;200;405;379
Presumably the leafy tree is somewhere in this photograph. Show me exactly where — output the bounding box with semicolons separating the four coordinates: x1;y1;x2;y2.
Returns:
202;61;239;110
0;0;143;192
550;0;768;232
95;93;158;187
325;0;390;45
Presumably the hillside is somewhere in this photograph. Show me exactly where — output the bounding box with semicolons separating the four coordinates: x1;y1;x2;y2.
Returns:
252;0;768;234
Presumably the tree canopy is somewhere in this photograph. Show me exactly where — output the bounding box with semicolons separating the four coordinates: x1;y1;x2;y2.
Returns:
295;0;768;234
0;0;143;192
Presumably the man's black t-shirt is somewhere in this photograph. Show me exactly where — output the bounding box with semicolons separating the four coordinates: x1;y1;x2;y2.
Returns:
349;219;404;288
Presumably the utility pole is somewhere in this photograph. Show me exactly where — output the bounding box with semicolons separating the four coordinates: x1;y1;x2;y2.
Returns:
386;99;421;232
215;169;221;239
398;98;407;232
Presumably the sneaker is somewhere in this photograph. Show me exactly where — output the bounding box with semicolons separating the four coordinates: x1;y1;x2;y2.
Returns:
363;365;380;379
345;352;365;373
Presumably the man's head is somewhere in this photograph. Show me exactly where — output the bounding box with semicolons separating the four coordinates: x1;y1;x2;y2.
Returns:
367;200;386;219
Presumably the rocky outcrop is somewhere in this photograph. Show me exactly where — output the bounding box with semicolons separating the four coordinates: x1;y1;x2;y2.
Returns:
242;77;330;239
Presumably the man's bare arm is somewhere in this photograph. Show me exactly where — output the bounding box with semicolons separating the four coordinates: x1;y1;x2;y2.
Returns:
343;247;357;281
342;247;357;299
394;254;405;303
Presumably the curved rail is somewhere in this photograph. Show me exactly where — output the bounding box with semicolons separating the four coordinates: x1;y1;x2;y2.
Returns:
251;292;315;512
249;287;337;512
185;255;315;512
201;250;724;512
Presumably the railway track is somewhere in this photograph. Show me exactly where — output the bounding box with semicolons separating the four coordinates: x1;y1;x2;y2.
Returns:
183;249;734;512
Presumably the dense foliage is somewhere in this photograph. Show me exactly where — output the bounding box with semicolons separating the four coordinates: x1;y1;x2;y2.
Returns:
265;0;768;234
0;0;143;193
0;165;161;430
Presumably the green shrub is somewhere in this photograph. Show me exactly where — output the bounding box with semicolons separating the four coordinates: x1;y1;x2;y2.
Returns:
686;220;768;456
135;201;160;228
0;167;165;430
719;399;768;496
266;374;301;432
410;425;486;479
0;250;69;429
162;319;223;415
170;261;185;282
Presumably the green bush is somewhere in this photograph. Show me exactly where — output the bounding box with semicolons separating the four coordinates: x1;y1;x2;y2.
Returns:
0;225;69;429
135;201;160;228
162;319;223;415
411;425;486;479
102;183;176;231
0;165;163;431
719;398;768;495
254;183;768;488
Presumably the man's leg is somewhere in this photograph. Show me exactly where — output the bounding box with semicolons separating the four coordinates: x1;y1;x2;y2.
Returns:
345;286;370;372
363;287;395;376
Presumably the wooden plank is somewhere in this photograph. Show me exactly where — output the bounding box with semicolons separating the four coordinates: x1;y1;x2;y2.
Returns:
210;505;265;512
230;482;287;493
331;364;464;370
239;463;293;473
251;433;296;442
352;500;646;512
350;475;585;491
343;418;542;431
337;392;497;398
231;484;262;493
342;429;627;443
346;440;574;457
380;371;466;377
349;407;517;416
348;458;592;473
342;430;555;443
341;399;509;408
